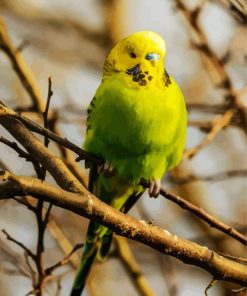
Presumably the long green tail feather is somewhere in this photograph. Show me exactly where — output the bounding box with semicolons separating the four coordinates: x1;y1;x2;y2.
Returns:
70;221;113;296
70;241;97;296
70;163;144;296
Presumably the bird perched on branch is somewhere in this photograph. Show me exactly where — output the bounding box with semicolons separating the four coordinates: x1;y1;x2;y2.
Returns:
70;31;187;295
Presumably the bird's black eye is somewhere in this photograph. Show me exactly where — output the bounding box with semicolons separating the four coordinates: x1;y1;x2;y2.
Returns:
130;52;137;58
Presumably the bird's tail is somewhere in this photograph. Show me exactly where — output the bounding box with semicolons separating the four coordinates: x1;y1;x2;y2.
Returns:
70;221;113;296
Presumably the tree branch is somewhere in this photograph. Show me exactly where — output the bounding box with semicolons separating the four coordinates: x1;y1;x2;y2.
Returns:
45;243;84;276
169;169;247;184
2;229;36;260
114;236;155;296
0;171;246;286
0;16;45;112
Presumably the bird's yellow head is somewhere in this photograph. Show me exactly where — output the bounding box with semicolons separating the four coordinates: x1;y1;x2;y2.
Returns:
103;31;169;88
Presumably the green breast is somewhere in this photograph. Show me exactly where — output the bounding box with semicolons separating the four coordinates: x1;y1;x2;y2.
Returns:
84;74;186;181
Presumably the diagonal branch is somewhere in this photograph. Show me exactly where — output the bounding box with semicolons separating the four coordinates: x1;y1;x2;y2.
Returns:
169;169;247;184
0;171;246;286
2;229;36;260
0;16;45;112
114;236;155;296
45;243;84;276
183;109;235;159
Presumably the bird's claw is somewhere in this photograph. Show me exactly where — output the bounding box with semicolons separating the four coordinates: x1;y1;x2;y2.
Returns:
148;179;161;198
98;161;114;174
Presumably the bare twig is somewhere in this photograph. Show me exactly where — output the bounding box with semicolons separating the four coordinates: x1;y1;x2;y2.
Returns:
0;136;42;176
217;252;247;264
24;251;36;283
205;278;218;296
169;169;247;184
183;109;234;159
0;16;45;112
115;236;155;296
0;237;31;277
0;103;102;164
2;229;36;260
43;77;53;148
157;186;247;246
45;243;84;275
212;0;247;24
12;196;36;212
175;0;247;132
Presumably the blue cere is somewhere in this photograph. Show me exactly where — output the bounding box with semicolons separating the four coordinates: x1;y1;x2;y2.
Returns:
145;53;160;61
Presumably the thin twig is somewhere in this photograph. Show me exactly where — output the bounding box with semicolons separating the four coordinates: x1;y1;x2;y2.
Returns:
205;278;218;296
0;16;45;112
43;76;53;148
217;252;247;264
0;136;42;176
169;169;247;184
157;186;247;246
2;229;36;260
13;196;36;212
183;109;234;159
45;243;84;275
24;251;36;283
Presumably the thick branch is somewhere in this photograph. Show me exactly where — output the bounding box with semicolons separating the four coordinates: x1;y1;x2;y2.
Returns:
1;103;246;246
0;172;246;286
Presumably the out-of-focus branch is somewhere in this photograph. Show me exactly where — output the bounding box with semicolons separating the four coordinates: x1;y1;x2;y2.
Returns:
212;0;247;24
0;171;246;286
183;109;234;159
45;243;84;276
114;236;155;296
1;102;246;245
169;169;247;184
0;0;111;48
186;102;229;114
175;0;247;132
0;237;31;277
0;16;88;189
0;16;45;112
2;229;36;260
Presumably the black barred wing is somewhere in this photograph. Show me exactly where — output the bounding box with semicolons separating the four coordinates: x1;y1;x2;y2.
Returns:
86;96;97;133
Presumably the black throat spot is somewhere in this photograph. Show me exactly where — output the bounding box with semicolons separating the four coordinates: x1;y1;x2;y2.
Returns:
126;64;149;87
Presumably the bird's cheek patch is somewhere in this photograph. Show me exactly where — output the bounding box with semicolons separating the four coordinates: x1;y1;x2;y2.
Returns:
163;70;172;87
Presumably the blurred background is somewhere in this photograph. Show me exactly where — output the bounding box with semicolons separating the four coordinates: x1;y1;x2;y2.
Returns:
0;0;246;295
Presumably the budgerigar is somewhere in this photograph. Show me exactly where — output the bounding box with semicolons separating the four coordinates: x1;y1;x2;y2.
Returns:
70;31;187;296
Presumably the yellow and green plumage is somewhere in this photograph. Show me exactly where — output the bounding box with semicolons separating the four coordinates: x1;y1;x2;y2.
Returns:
70;31;187;295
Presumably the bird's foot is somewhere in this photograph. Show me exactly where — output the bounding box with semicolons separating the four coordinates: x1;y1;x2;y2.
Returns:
98;161;114;174
148;179;161;198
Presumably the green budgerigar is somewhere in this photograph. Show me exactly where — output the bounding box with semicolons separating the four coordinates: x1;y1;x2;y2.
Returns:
70;31;187;295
